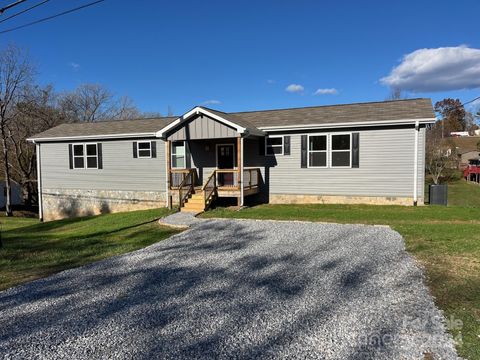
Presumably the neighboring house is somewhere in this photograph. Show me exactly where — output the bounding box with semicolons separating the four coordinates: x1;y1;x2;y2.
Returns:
0;180;23;209
448;136;480;168
28;98;435;221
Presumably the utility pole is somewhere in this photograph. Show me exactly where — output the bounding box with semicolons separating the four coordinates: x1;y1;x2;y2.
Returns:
0;0;27;14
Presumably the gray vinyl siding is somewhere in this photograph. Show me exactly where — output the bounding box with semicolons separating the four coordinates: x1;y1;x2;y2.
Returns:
40;139;166;192
267;127;425;198
168;115;239;141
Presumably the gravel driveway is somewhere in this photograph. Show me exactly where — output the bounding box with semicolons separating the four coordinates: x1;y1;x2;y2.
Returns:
0;216;459;359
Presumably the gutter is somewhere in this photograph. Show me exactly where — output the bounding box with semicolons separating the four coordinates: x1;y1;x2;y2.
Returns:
27;132;157;143
35;142;43;221
259;118;436;132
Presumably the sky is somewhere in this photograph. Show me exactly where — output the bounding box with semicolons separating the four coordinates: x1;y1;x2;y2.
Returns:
1;0;480;116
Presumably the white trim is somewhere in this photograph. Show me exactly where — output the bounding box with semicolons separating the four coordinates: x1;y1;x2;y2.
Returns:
307;134;328;168
259;118;436;132
36;143;43;221
171;140;186;169
136;140;152;158
265;135;284;156
28;132;156;142
215;143;235;169
156;106;247;138
413;121;419;205
330;133;352;168
72;143;100;170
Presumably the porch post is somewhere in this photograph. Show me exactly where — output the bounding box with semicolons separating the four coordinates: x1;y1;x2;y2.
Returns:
166;140;172;209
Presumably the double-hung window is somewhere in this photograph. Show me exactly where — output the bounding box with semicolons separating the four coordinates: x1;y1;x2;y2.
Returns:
308;135;327;167
137;141;152;158
171;141;185;168
72;143;99;169
330;134;351;167
266;136;283;155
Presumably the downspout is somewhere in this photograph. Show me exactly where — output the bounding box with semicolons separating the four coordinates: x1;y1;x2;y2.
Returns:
413;121;419;206
35;142;44;221
164;139;170;208
240;136;244;206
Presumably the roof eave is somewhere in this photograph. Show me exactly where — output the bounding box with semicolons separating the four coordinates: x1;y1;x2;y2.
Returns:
27;132;157;143
259;118;436;132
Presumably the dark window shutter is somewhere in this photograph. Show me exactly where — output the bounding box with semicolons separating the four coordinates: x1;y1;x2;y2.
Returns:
284;136;290;155
352;133;359;168
151;141;157;158
97;143;103;169
133;142;138;158
185;141;191;168
259;137;265;156
68;144;73;169
301;135;307;168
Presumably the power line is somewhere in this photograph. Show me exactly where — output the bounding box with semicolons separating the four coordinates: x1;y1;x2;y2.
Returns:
461;96;480;108
0;0;50;25
0;0;105;34
0;0;27;14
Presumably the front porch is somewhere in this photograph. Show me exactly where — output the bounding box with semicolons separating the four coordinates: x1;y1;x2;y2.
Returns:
157;106;266;212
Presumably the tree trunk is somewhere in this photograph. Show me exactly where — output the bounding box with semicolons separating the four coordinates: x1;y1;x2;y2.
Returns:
2;137;13;217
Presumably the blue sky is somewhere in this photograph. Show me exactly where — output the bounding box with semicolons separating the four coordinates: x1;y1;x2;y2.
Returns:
2;0;480;115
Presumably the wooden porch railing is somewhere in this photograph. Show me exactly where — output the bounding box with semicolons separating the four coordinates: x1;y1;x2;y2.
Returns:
173;169;196;209
243;168;260;190
170;169;196;189
216;169;238;188
201;170;217;210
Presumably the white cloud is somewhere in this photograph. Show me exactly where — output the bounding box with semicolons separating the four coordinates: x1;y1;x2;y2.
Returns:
380;46;480;92
202;99;221;105
69;62;80;71
314;88;338;95
285;84;304;93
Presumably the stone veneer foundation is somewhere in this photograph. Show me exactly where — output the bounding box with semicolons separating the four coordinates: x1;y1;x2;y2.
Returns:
41;189;167;221
269;194;422;206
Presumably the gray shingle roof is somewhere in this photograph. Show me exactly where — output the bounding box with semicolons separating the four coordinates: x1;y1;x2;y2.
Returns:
231;98;434;128
29;98;434;141
29;117;177;140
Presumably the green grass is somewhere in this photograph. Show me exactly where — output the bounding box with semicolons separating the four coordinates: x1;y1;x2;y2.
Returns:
0;208;179;291
202;180;480;359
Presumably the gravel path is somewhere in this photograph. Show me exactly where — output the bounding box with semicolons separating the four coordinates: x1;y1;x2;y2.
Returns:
0;217;459;359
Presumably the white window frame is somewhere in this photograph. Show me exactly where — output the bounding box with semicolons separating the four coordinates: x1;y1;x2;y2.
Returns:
137;141;152;159
171;140;186;169
307;134;328;168
329;133;352;168
265;135;284;156
72;143;99;170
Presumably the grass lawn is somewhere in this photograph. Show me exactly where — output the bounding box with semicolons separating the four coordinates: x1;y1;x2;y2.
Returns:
203;180;480;359
0;208;178;291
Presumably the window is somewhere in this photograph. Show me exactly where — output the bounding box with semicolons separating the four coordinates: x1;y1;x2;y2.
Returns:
266;136;283;155
72;143;99;169
171;141;185;168
331;134;351;167
73;144;85;169
308;135;327;167
137;141;152;158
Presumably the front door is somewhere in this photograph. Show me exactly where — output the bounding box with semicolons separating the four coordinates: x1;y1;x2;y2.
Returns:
217;144;235;186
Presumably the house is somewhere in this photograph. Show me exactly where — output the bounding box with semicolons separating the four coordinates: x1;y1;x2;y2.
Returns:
28;98;435;221
0;179;23;209
444;136;480;168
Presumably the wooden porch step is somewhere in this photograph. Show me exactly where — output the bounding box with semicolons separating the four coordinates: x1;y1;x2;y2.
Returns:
182;204;205;212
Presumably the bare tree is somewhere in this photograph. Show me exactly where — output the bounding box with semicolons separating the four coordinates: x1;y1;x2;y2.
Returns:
0;45;34;217
10;85;65;205
426;125;458;184
386;88;407;100
59;84;143;122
